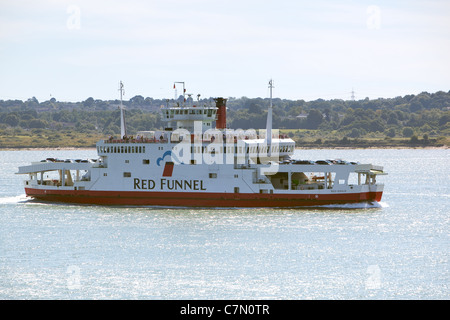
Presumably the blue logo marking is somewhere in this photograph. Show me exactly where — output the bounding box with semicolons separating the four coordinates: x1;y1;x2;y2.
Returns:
157;150;182;166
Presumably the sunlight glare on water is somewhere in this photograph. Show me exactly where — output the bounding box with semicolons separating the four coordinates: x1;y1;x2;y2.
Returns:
0;149;448;299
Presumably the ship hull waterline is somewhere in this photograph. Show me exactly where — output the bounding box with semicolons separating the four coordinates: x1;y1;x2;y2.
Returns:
25;188;383;207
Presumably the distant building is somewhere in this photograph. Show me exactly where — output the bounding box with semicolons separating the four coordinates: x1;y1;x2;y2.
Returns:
296;113;308;119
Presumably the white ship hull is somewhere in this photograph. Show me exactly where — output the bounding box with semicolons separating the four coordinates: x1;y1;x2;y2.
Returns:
18;141;384;207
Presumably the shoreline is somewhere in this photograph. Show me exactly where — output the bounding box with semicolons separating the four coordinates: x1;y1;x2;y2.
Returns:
0;147;97;151
1;146;447;151
296;145;449;150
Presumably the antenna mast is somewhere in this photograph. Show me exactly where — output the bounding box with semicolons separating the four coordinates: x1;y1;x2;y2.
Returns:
119;81;127;138
266;79;274;148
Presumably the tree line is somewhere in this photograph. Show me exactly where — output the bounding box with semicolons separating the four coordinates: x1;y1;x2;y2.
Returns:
1;90;449;147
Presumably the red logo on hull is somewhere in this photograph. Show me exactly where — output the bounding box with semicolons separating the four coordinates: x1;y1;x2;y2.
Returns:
163;162;174;177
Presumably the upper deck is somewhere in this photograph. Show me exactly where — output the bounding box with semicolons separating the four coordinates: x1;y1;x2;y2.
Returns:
161;105;218;122
160;96;226;132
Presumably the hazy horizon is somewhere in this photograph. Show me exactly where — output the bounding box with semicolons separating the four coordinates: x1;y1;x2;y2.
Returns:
1;1;449;102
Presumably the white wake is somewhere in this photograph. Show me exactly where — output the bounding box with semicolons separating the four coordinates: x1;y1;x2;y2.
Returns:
310;201;388;209
0;194;30;204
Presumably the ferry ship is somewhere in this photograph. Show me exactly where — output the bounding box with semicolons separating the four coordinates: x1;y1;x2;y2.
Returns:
17;81;386;207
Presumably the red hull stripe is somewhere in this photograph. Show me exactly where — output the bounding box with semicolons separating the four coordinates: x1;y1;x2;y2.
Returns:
25;188;383;207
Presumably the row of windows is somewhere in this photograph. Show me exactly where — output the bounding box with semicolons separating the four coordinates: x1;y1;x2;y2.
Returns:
209;173;238;179
98;144;292;156
179;145;294;154
98;145;146;154
124;159;150;165
123;171;237;179
164;108;216;118
247;145;294;154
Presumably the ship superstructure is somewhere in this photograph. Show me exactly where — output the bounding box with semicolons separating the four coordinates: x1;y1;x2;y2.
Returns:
17;81;386;207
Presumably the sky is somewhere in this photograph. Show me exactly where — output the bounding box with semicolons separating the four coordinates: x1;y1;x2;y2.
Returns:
1;0;449;102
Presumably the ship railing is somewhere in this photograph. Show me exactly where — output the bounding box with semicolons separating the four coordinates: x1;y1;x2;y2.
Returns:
102;134;292;145
103;138;168;144
102;138;246;145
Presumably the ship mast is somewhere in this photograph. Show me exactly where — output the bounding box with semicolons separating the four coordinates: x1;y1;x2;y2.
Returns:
119;81;127;138
174;81;186;103
265;79;274;150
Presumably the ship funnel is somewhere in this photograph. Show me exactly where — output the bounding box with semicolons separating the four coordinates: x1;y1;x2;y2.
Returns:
214;97;227;129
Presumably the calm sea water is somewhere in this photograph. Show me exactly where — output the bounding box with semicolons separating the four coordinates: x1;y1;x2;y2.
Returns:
0;148;448;299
